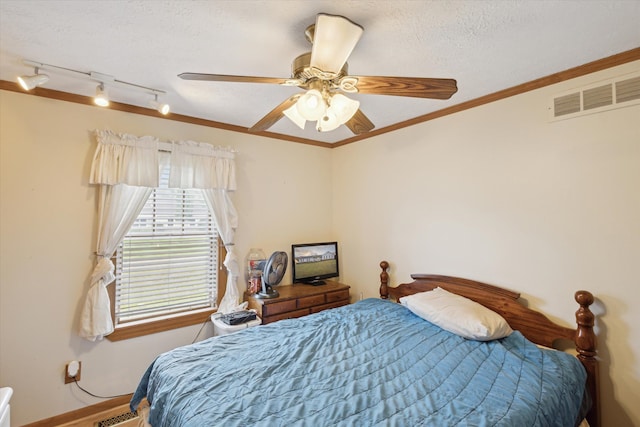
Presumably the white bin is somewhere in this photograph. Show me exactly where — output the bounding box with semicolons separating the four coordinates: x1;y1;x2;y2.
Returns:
211;313;261;336
0;387;12;427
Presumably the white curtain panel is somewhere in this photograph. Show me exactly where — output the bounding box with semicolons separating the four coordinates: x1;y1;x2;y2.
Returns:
79;184;153;341
203;189;239;314
80;130;238;341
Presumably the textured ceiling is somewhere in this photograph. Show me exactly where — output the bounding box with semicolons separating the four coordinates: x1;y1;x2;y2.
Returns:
1;0;639;144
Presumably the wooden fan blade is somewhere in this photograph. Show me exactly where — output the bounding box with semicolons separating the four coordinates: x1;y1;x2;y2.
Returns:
179;73;290;85
352;76;458;99
345;109;375;135
249;95;300;132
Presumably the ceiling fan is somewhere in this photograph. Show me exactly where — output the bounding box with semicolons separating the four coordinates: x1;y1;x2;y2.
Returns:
179;13;458;134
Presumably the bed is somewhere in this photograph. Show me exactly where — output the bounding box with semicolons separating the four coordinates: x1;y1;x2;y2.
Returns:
131;260;599;427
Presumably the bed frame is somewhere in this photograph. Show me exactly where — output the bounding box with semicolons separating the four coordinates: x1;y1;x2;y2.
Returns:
378;261;599;427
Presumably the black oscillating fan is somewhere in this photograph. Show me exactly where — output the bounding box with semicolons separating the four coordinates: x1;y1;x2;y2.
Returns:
256;251;288;299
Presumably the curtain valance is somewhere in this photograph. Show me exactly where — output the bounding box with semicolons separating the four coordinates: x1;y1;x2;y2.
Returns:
89;129;236;190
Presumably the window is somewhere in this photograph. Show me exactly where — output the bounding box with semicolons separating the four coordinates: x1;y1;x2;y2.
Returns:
107;168;225;340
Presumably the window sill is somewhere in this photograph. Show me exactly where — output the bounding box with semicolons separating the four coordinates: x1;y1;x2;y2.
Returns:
106;309;216;341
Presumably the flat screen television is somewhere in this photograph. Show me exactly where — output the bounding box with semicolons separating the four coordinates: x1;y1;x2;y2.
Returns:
291;242;339;285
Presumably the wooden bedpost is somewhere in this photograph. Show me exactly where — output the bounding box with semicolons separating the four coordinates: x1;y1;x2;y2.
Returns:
575;290;599;427
379;261;389;299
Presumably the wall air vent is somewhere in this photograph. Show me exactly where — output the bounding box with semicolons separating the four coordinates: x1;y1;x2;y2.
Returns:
583;84;612;111
553;92;581;117
550;71;640;121
616;76;640;103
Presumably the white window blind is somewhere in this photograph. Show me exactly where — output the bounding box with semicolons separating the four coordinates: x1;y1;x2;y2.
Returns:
115;168;218;325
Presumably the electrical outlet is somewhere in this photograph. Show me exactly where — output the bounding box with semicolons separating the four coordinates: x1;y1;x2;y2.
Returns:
64;360;81;384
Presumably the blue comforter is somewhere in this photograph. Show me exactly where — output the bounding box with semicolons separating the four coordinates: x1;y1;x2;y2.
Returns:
131;298;586;426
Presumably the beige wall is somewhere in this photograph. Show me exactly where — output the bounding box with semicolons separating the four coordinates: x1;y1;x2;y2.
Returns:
333;61;640;426
0;91;333;425
1;59;638;426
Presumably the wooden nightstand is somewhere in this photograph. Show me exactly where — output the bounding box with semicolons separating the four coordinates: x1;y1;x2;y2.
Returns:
246;281;350;324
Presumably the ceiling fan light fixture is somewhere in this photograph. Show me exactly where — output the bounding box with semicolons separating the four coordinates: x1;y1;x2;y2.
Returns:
316;108;340;132
310;13;363;75
17;67;49;90
283;104;306;129
329;93;359;124
296;89;326;121
94;83;109;107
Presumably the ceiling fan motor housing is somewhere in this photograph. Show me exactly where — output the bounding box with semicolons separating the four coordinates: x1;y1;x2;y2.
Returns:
292;52;349;84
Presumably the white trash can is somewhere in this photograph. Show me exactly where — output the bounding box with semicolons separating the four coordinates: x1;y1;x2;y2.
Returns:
0;387;12;427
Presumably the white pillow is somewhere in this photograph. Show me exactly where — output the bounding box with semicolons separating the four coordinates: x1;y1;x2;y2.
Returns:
399;287;513;341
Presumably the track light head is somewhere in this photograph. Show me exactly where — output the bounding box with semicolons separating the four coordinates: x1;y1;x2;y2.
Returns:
17;67;49;91
94;83;109;107
150;94;170;115
157;102;170;115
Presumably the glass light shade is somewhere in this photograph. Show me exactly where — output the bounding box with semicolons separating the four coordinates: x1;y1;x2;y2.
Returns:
296;89;326;121
316;108;340;132
283;104;306;129
94;84;109;107
17;73;49;91
310;14;364;74
329;93;360;124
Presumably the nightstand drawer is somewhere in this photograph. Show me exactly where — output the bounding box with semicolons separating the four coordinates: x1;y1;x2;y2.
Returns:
298;294;326;308
326;289;350;303
262;299;297;316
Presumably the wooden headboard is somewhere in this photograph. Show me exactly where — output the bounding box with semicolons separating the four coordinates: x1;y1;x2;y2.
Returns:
378;261;600;427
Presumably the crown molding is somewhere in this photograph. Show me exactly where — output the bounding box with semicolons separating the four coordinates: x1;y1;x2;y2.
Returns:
3;47;638;149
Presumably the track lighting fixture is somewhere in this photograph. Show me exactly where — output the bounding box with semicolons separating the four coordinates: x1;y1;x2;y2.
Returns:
150;94;170;115
17;67;49;90
94;83;109;107
16;60;169;113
